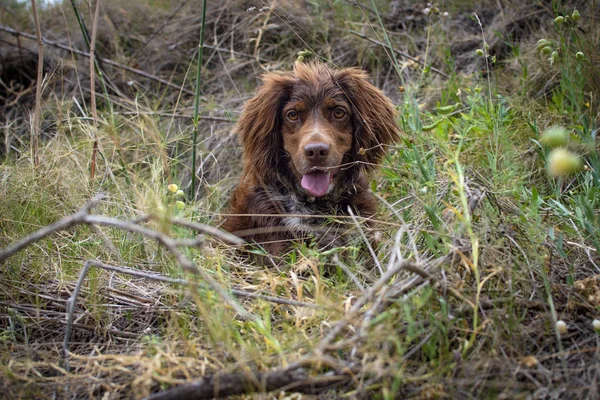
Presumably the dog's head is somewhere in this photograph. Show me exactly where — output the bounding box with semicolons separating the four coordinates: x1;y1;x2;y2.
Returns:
236;62;399;197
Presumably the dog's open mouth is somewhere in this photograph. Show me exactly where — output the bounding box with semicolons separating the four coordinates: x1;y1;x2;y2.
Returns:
301;170;333;197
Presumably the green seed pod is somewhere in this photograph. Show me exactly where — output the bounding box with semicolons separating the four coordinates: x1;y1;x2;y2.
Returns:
571;9;580;22
535;39;551;53
554;16;565;24
547;148;582;176
436;103;460;114
475;49;484;56
175;201;185;210
540;126;569;147
576;51;585;60
540;46;552;55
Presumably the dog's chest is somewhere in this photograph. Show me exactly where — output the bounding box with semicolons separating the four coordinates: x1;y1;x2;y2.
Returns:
274;192;349;232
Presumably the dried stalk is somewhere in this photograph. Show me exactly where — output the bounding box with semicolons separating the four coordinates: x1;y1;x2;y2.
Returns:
30;0;43;167
89;0;101;179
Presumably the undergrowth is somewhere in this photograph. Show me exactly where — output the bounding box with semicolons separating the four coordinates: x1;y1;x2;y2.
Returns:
1;0;599;399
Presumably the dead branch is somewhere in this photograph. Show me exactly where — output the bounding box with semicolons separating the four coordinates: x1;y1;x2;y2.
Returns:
145;367;351;400
0;194;256;323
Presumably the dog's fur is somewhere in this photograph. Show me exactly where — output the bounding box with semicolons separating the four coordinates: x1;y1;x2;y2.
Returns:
222;63;399;256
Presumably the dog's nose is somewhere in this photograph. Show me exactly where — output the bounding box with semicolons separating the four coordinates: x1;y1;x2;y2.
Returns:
304;143;330;164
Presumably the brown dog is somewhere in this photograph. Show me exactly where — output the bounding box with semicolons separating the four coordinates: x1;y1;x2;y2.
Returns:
222;62;399;256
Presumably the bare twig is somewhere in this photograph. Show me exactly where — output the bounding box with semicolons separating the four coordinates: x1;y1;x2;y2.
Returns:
0;195;252;322
350;30;449;78
0;193;105;262
30;0;43;167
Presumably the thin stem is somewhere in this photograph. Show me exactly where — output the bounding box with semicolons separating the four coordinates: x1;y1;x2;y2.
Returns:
190;0;208;200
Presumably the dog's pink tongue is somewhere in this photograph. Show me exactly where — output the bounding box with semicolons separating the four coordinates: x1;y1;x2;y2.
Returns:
301;171;331;197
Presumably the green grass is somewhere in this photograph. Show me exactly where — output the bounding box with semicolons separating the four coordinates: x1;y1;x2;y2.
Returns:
1;0;599;398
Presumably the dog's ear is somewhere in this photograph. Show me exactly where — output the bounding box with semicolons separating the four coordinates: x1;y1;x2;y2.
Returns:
235;73;294;178
337;68;399;172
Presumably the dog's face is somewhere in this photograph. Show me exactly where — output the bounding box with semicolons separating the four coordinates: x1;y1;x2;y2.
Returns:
236;62;398;198
281;82;354;197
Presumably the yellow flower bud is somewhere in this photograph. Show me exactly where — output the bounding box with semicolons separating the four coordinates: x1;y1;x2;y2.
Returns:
168;184;179;193
547;148;582;176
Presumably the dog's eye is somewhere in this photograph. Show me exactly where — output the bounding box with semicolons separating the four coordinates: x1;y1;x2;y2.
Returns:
286;110;299;121
333;108;346;119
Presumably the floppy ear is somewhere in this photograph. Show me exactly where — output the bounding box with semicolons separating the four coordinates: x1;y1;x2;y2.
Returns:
235;73;294;179
337;68;399;173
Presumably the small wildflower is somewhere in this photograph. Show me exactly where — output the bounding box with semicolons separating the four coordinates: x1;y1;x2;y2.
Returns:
442;11;449;18
593;319;600;333
554;16;565;25
556;320;568;334
547;148;582;176
420;186;428;194
475;49;485;57
571;9;580;22
576;51;585;60
549;51;559;65
168;184;178;193
175;189;185;197
398;85;405;93
423;7;431;16
175;201;185;210
540;126;569;148
246;6;256;12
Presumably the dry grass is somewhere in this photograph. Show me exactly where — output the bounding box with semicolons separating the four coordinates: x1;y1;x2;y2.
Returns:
1;0;600;399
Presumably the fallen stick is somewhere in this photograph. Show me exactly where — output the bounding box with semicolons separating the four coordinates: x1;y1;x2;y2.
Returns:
145;367;351;400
